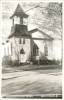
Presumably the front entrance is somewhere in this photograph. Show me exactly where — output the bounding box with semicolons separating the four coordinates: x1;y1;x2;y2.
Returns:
20;48;25;63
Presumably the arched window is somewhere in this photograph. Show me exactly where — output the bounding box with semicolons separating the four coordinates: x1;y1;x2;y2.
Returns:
20;48;25;54
33;43;39;56
44;43;48;56
11;43;12;55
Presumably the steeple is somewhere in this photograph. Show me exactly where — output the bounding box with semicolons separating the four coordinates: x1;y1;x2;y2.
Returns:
9;3;30;39
10;4;28;19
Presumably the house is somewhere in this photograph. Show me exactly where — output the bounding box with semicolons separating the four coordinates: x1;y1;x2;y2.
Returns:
5;4;61;64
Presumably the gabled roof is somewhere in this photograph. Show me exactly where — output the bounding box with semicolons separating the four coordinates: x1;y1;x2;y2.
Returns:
39;28;62;39
29;28;53;40
8;27;53;40
10;4;28;19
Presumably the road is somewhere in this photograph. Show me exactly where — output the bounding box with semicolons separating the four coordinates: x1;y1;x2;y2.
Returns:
2;65;62;98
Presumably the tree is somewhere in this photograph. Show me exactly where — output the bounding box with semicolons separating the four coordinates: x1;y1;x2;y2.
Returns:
25;3;62;37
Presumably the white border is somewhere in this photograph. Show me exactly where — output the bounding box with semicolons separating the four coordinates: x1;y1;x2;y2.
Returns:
0;0;64;100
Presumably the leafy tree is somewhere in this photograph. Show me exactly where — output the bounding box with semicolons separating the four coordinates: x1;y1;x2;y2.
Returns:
25;3;62;37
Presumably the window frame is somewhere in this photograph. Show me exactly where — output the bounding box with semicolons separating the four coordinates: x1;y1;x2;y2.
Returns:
44;42;48;56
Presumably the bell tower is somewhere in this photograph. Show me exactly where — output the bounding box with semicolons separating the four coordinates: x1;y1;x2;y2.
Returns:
10;4;28;35
10;4;28;25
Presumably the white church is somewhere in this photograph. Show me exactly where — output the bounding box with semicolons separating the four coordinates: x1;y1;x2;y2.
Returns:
3;4;62;64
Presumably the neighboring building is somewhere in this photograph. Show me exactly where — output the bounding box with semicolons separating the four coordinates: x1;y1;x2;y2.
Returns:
5;4;61;63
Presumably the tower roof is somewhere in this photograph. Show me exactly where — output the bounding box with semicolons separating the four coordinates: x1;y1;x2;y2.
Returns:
8;24;31;38
10;4;28;18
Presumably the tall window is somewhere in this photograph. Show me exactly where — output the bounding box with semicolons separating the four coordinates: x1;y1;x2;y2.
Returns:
11;43;12;55
44;43;48;56
19;38;25;44
33;43;39;56
23;38;25;44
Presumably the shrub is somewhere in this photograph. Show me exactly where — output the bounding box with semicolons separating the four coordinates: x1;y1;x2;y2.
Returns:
12;60;19;66
31;58;60;65
2;56;12;66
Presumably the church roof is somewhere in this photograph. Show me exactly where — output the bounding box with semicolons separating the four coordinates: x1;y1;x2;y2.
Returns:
29;28;53;40
8;25;31;38
10;4;28;18
8;27;53;41
29;28;61;40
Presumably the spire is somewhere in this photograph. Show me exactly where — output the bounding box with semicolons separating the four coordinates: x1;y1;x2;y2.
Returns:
10;4;28;18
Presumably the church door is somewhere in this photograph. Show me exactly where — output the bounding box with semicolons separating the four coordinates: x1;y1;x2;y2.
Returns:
20;48;25;63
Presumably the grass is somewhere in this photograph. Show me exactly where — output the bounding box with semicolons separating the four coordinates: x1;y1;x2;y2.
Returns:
2;64;62;74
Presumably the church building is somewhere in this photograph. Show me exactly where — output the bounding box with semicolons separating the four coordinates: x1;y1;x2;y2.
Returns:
5;4;61;64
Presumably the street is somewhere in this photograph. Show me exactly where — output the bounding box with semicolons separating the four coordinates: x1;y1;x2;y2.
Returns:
2;65;62;98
